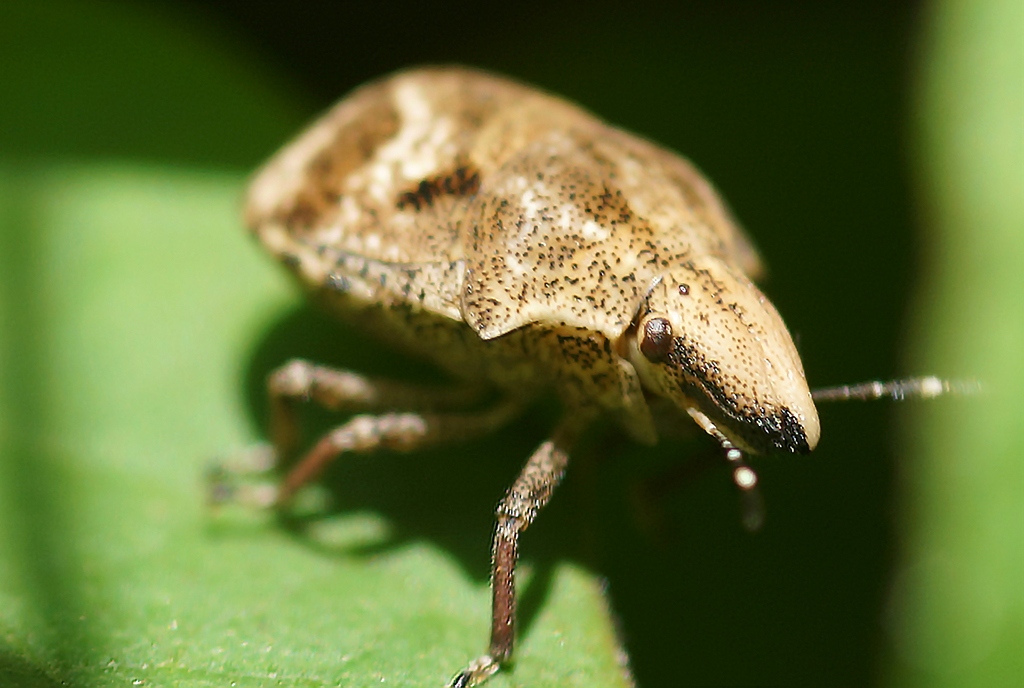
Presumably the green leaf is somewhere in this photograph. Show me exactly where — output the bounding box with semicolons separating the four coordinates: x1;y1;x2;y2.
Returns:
884;0;1024;686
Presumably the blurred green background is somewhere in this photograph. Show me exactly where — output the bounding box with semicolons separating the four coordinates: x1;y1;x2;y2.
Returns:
0;1;1019;686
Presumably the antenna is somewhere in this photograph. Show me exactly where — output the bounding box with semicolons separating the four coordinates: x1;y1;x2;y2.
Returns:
700;423;765;532
811;376;978;402
719;376;975;532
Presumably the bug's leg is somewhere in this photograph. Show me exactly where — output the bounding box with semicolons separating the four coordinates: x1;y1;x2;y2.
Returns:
450;418;583;688
268;358;487;460
272;403;512;505
209;359;489;506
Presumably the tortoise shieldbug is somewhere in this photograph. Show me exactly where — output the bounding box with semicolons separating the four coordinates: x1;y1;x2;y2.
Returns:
239;65;843;686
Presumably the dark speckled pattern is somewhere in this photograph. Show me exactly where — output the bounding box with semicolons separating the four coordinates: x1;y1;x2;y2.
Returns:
245;66;819;455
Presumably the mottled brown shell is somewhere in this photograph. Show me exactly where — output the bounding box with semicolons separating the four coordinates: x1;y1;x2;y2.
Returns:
247;67;760;334
245;66;819;454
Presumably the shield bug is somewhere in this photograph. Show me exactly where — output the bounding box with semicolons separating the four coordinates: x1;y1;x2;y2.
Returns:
228;66;952;686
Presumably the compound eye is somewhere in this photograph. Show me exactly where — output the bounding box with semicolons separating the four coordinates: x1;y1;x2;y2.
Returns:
640;317;674;363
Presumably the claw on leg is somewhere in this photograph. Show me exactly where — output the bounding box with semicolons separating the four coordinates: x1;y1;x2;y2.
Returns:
206;443;280;509
448;655;501;688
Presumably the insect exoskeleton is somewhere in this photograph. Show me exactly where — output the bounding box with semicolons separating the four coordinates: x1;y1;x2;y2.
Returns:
237;65;838;687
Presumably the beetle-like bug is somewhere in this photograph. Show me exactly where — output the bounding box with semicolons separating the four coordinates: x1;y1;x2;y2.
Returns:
229;66;948;686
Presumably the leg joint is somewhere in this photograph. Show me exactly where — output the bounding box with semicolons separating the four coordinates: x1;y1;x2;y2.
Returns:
269;358;315;399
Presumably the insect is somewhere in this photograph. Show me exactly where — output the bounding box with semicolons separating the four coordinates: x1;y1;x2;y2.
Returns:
230;66;951;686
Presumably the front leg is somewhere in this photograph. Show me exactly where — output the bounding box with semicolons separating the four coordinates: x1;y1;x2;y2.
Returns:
450;416;587;687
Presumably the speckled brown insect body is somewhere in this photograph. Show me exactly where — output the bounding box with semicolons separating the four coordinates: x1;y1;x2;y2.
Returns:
245;66;820;686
